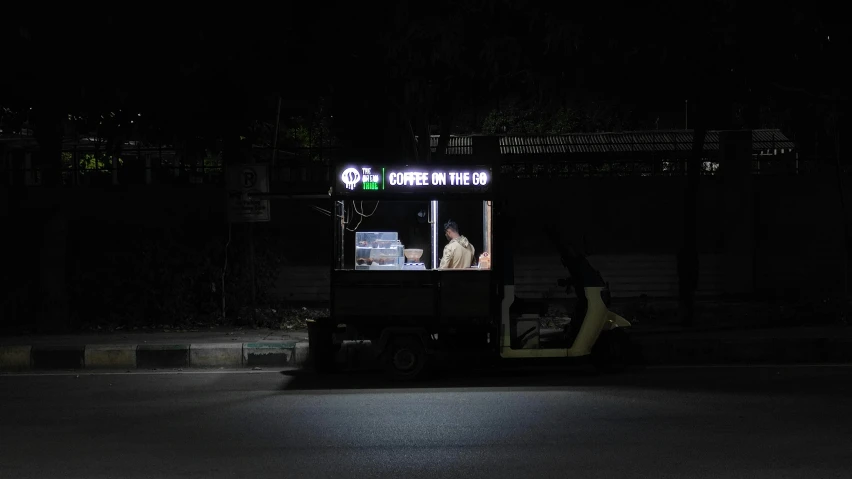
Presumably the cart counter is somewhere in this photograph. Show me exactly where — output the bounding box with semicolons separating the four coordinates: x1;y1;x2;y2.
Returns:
330;269;494;324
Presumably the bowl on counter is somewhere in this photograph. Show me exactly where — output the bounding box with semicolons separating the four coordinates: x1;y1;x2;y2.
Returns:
404;249;423;262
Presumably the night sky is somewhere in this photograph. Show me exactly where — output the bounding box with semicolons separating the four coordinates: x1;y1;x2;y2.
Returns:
2;3;847;163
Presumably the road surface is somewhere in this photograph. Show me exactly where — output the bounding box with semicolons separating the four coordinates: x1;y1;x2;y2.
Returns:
1;366;851;478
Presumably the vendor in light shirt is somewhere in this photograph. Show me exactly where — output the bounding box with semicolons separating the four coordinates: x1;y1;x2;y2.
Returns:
439;220;476;269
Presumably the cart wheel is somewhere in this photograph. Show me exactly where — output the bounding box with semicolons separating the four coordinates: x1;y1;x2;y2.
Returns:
591;328;630;373
314;342;343;373
384;336;428;381
308;321;339;374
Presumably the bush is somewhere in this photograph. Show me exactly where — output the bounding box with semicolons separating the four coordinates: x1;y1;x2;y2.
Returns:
66;221;291;331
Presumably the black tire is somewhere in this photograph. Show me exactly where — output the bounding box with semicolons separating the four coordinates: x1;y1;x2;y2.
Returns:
591;328;630;373
308;320;339;373
313;342;342;373
384;335;429;381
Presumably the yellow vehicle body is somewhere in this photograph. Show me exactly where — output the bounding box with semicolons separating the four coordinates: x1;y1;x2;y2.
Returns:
500;286;630;359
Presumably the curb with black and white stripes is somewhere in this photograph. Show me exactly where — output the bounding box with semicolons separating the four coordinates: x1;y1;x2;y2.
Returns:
0;341;309;371
3;336;851;371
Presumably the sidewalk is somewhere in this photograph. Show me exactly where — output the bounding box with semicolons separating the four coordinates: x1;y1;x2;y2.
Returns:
1;324;851;372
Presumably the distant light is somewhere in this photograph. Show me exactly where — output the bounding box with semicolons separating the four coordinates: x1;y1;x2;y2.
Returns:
138;113;142;117
827;36;830;41
130;120;134;124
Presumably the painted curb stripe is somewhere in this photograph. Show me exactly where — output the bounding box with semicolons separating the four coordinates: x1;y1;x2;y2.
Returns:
32;346;85;370
0;339;850;371
244;341;300;349
294;342;310;366
137;344;190;351
189;343;243;368
243;343;296;367
0;345;32;371
136;345;190;369
84;344;137;369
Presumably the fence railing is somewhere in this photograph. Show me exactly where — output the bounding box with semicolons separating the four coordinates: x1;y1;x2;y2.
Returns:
499;156;850;178
2;154;849;187
1;151;330;187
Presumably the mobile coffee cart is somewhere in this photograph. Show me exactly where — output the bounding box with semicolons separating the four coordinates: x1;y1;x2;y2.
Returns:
309;160;632;379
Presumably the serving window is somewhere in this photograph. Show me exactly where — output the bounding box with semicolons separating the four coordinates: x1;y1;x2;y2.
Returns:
333;199;492;271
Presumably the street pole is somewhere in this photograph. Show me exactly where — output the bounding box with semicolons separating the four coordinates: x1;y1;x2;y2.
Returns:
248;148;257;321
834;110;849;299
249;221;257;319
272;95;281;179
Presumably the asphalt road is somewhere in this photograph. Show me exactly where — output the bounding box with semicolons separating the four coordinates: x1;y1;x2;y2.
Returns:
1;366;851;479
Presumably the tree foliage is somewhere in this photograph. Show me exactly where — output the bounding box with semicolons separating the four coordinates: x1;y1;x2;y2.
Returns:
1;9;329;180
1;3;847;171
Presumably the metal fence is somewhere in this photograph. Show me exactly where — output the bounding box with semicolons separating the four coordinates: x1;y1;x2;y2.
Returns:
2;152;849;187
500;155;848;178
0;149;332;187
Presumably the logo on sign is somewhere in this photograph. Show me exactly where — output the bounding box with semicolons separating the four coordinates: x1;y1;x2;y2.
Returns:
242;168;257;188
341;167;361;190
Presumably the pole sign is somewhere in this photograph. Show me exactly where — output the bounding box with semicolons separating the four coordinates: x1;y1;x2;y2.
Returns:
336;164;491;195
227;164;270;222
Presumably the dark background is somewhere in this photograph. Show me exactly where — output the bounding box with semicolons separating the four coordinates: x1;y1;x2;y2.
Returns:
1;2;849;332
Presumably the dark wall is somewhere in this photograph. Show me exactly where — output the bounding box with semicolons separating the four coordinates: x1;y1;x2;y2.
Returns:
506;176;727;255
753;176;846;295
1;173;849;329
0;186;333;331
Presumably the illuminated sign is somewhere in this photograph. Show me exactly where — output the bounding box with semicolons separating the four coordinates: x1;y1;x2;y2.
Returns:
336;165;491;195
341;167;360;190
360;167;381;190
387;171;488;187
